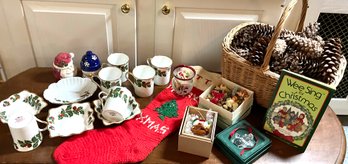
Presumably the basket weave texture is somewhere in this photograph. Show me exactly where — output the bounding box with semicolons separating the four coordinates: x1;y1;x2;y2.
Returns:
221;0;346;108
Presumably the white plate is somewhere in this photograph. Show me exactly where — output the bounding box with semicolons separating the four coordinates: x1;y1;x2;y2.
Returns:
43;77;97;104
47;102;94;137
0;90;47;123
92;94;141;126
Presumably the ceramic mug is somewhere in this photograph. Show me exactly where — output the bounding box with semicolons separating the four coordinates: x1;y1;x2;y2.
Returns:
172;65;196;96
93;67;122;93
128;65;155;97
7;110;47;152
103;53;129;83
98;87;132;122
147;55;173;85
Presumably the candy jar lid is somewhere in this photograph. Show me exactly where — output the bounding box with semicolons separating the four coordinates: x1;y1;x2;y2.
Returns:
54;52;74;68
80;51;101;72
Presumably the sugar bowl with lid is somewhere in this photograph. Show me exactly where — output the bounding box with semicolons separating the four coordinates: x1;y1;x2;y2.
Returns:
80;50;102;78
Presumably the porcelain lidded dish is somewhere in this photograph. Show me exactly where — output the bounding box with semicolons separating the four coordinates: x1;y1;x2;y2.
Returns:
52;52;76;80
80;50;101;78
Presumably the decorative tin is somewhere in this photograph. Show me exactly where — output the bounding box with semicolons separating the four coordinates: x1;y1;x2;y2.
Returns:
215;120;271;164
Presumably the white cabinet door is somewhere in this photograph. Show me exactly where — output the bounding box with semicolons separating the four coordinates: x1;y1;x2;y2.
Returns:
0;0;136;78
153;0;309;72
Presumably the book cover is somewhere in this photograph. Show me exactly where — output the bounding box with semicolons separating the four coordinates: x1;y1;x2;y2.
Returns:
263;70;335;152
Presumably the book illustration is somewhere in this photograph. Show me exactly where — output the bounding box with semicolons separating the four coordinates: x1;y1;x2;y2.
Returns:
263;69;335;151
266;100;313;142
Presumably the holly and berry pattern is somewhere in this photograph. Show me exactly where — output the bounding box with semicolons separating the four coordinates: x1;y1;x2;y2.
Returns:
135;79;151;88
14;133;42;150
155;100;178;120
102;81;120;89
155;68;167;77
58;105;84;120
117;64;128;72
23;94;42;111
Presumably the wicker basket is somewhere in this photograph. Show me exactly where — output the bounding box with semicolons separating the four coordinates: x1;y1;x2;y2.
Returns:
222;0;347;108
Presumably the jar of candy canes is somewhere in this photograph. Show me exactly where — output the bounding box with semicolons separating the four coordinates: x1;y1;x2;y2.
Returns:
172;65;196;96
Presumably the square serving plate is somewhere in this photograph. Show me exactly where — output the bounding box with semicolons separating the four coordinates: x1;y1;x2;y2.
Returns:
0;90;47;123
47;102;94;137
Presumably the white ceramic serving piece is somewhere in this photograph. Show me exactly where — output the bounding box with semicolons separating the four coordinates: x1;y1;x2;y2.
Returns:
104;53;129;83
128;65;156;97
92;94;141;126
8;110;47;152
46;102;94;138
0;90;47;123
147;55;172;85
43;77;97;104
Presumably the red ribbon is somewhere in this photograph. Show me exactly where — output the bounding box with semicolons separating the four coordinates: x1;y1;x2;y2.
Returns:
229;127;258;156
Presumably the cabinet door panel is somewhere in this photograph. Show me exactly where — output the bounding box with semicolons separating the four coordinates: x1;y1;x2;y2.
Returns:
23;0;136;68
155;0;305;72
172;9;259;71
0;0;136;78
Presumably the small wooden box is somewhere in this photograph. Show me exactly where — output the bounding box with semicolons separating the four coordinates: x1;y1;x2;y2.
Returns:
199;78;254;128
178;106;218;158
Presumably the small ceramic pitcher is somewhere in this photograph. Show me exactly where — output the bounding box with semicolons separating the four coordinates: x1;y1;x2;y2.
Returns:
7;110;47;152
128;65;155;97
52;52;76;80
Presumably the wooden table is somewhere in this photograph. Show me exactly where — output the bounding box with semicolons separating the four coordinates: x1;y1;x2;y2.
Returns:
0;67;345;163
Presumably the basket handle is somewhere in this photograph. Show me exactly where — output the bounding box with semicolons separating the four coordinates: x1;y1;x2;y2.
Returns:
261;0;308;72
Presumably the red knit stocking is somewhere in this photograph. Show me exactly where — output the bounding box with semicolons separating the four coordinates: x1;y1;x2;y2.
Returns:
53;87;202;164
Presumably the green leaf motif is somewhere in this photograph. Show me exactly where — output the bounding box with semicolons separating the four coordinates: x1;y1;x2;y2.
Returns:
16;133;41;149
58;105;84;120
0;111;7;121
155;100;178;121
10;94;20;102
3;101;10;107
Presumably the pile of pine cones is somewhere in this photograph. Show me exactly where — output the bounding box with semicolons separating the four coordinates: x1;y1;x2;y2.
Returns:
230;22;344;84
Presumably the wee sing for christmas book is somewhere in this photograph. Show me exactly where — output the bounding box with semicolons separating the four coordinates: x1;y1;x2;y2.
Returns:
263;70;335;152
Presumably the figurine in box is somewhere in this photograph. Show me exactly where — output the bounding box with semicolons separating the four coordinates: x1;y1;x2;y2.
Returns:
52;52;76;80
215;120;271;164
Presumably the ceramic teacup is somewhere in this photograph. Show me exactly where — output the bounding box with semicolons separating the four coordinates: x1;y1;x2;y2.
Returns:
98;87;132;122
7;110;47;152
103;53;129;83
128;65;155;97
93;67;122;93
147;55;173;85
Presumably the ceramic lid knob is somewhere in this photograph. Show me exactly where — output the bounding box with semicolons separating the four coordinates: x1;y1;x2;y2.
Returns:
54;52;74;68
80;50;101;72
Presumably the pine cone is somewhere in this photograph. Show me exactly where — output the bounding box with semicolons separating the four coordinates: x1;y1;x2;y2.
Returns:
249;36;271;65
287;51;322;78
231;24;274;51
319;38;343;84
285;35;323;58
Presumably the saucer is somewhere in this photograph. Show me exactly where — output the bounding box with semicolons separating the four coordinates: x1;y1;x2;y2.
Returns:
47;102;94;137
92;95;141;126
0;90;47;123
43;77;97;104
